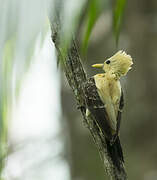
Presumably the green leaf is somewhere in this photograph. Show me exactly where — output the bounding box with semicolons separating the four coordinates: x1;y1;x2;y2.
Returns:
113;0;126;46
81;0;106;54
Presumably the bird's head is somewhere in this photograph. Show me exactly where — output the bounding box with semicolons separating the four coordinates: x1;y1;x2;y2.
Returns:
92;50;133;77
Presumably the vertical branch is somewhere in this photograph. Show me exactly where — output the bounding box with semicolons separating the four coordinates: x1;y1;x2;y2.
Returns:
49;18;127;180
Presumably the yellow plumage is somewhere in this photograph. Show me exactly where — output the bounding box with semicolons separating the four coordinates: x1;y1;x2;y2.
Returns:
92;50;133;134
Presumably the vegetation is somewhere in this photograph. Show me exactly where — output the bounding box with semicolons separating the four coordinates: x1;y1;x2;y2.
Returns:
1;0;157;180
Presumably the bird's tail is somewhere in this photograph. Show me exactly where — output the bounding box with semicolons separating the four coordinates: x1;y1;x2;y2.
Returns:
105;136;124;170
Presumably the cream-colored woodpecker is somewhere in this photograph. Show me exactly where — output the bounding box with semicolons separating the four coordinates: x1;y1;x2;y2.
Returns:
84;50;133;169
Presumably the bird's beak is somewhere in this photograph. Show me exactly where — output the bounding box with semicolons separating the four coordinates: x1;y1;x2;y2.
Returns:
92;64;104;68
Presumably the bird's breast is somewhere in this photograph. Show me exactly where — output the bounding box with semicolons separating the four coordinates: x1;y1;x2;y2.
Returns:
94;74;121;103
94;74;121;118
109;80;121;105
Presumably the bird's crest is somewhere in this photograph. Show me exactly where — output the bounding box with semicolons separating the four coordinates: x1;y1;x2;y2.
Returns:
109;50;133;76
111;50;132;63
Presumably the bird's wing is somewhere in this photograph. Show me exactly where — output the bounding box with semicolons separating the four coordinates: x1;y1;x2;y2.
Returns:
84;77;124;140
116;90;124;136
84;77;113;140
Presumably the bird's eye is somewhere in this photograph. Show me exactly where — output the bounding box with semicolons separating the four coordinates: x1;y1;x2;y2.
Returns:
105;60;110;64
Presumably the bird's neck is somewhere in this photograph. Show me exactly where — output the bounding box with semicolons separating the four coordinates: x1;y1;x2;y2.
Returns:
105;71;120;81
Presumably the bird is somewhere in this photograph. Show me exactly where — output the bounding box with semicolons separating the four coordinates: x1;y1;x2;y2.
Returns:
84;50;133;170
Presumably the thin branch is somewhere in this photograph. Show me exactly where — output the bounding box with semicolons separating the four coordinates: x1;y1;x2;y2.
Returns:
49;17;127;180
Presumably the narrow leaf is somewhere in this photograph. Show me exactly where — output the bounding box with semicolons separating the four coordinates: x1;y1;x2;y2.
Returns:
81;0;106;54
113;0;126;45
